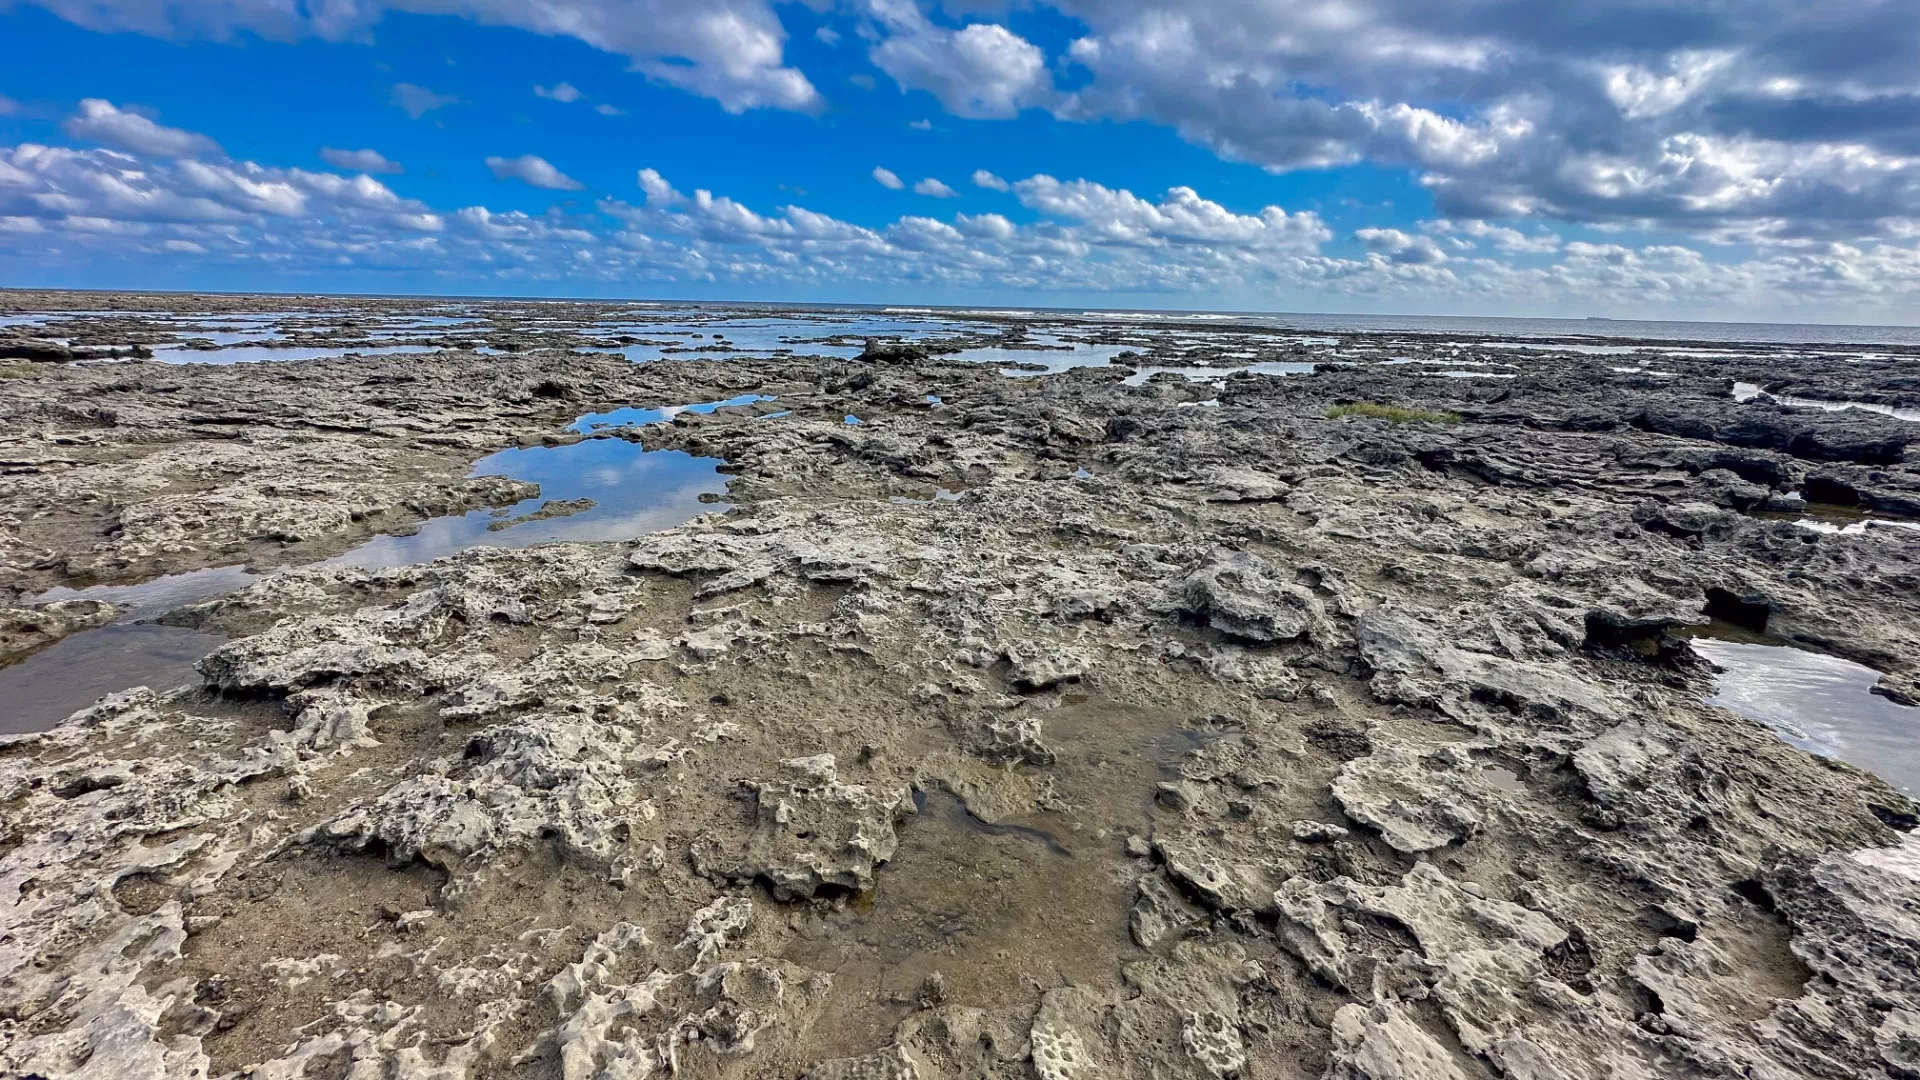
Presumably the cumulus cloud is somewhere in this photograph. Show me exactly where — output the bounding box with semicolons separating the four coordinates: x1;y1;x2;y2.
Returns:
1424;218;1560;255
972;169;1010;192
955;211;1014;239
534;82;584;103
865;1;1052;118
0;141;444;238
595;104;624;116
64;99;219;158
914;177;957;197
838;1;1920;245
321;147;403;174
29;0;821;114
637;168;682;205
872;166;905;190
1013;175;1330;251
31;0;1920;242
1356;228;1448;265
9;132;1920;322
391;83;457;119
486;154;585;191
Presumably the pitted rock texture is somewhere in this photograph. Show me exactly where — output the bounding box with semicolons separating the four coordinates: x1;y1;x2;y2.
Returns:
3;293;1920;1080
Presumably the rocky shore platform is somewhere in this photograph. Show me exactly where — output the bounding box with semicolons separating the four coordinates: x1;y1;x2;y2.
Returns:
4;292;1920;1080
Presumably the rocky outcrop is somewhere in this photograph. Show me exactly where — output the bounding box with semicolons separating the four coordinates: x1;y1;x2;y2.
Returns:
3;295;1919;1080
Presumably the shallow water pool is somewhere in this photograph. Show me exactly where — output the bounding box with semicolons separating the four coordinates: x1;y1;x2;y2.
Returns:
1688;624;1920;793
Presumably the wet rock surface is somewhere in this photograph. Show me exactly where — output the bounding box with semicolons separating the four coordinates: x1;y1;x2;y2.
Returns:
3;291;1920;1079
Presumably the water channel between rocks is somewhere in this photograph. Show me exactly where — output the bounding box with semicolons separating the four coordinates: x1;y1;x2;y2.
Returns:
1732;381;1920;422
0;400;752;735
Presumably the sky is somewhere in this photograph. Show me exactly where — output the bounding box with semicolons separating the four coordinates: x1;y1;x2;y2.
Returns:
1;1;1918;323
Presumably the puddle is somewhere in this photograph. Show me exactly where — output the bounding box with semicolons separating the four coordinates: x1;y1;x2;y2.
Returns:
35;563;263;618
331;440;727;567
1444;340;1652;356
582;313;974;361
1749;501;1920;537
1121;361;1317;386
2;408;734;733
1733;383;1920;422
0;624;226;736
570;394;774;432
1686;623;1920;792
1480;765;1527;792
957;342;1140;374
150;344;441;365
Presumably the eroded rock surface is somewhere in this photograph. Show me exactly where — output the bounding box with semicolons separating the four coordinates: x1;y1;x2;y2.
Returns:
4;293;1920;1080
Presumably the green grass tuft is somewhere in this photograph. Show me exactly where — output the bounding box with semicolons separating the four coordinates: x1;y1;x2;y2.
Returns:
1326;402;1461;424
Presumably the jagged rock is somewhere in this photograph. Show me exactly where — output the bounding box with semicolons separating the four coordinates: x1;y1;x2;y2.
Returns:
694;756;915;899
1179;549;1320;642
974;716;1055;766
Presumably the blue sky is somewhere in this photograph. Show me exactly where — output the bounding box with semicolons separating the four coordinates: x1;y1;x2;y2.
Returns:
2;0;1918;322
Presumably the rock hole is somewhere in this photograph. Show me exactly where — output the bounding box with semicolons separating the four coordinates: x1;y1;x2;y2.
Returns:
1730;879;1777;912
1703;589;1769;634
1544;927;1596;995
1869;801;1920;831
1636;905;1699;942
1802;476;1860;507
113;872;175;917
1631;985;1666;1017
51;773;128;799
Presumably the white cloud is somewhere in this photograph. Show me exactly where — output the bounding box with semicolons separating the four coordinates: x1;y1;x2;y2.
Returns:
31;0;820;115
872;166;905;190
914;177;957;197
956;211;1014;239
9;137;1920;322
637;167;682;205
0;95;16;116
64;99;219;158
391;83;457;119
908;119;932;131
0;141;444;239
486;154;585;191
815;26;840;45
1424;218;1560;255
1013;175;1330;251
841;2;1920;246
321;147;403;174
31;0;1920;245
867;4;1053;119
595;103;624;116
1356;227;1448;265
971;169;1010;192
534;82;584;103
